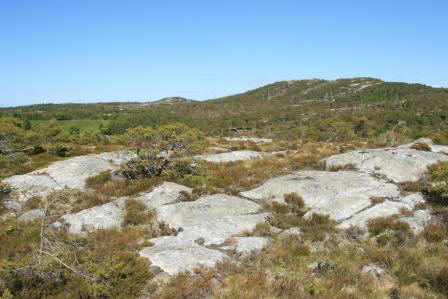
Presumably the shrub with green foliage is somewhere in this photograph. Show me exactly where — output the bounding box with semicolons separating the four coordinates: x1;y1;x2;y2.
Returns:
422;161;448;205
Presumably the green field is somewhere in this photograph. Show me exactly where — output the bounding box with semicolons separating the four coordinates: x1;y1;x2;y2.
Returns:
30;119;108;133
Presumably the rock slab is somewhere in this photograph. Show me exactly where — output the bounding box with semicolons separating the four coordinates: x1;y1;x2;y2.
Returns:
322;145;448;183
241;170;400;221
194;150;267;163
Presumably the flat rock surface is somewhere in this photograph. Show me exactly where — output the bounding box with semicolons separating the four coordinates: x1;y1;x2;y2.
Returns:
135;182;192;209
139;193;271;274
241;170;400;221
221;237;270;254
60;198;126;234
18;208;45;222
194;150;267;163
322;145;448;183
155;194;269;245
2;151;135;204
139;236;227;275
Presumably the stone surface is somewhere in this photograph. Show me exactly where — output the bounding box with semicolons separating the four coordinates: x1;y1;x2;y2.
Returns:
135;182;192;209
337;201;409;230
322;146;448;183
362;264;385;279
2;151;135;204
139;236;227;275
221;237;270;254
18;208;45;222
194;150;267;163
155;194;269;245
280;227;302;237
400;209;432;234
403;138;448;155
60;198;126;234
3;174;61;203
241;170;399;221
225;137;273;144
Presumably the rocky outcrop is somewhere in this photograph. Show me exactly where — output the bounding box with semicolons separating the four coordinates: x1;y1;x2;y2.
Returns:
322;143;448;183
154;194;269;245
60;198;127;234
139;236;228;275
2;151;135;204
241;170;400;221
194;150;267;163
138;193;270;274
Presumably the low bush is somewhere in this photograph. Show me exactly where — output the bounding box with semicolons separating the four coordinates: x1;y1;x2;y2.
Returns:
410;142;431;151
123;199;154;226
367;216;413;245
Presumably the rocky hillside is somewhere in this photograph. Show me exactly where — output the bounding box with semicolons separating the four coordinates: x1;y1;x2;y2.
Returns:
2;137;448;297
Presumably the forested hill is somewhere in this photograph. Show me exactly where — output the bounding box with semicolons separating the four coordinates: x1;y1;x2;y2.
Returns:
2;77;448;143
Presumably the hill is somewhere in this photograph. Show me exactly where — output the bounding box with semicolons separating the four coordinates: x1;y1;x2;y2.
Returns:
1;77;448;143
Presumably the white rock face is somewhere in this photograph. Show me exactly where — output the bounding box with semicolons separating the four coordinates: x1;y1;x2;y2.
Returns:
322;146;448;183
337;201;409;230
400;209;432;234
139;236;227;275
224;137;273;144
135;182;192;209
18;208;45;222
2;151;135;204
241;170;399;221
221;237;271;254
60;199;126;234
194;150;267;163
139;193;271;274
155;194;269;245
3;174;61;203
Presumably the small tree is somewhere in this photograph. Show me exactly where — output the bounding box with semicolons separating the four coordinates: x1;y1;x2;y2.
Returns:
117;123;203;180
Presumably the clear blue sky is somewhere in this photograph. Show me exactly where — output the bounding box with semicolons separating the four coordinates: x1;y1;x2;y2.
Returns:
0;0;447;106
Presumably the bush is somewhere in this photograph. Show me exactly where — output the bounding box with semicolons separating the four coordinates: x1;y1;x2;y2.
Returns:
123;199;154;226
367;216;413;245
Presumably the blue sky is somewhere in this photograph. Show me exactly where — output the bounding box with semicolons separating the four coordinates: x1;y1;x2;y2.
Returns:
0;0;447;106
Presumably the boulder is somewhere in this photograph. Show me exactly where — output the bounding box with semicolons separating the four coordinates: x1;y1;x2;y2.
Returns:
194;150;267;163
60;198;126;234
155;194;269;245
139;236;227;275
322;145;448;183
18;208;45;222
241;170;399;221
